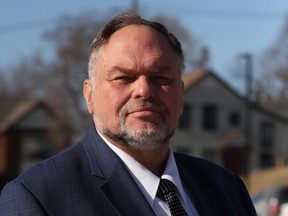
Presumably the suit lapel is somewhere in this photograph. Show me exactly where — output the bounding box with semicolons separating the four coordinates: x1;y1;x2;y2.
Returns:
83;126;156;216
99;167;156;216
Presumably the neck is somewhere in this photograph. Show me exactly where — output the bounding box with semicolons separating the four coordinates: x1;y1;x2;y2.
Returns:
106;135;170;177
122;145;170;177
97;127;171;176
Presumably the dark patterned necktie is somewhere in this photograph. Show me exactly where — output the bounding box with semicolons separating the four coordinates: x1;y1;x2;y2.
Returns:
156;179;188;216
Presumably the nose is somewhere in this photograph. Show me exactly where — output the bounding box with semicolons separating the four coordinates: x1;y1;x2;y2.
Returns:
132;76;154;99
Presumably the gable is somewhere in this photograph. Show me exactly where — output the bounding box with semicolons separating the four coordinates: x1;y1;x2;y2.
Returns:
13;107;54;131
0;99;55;133
184;74;243;105
182;69;288;123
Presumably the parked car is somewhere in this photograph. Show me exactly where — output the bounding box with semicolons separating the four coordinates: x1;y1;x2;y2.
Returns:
252;185;288;216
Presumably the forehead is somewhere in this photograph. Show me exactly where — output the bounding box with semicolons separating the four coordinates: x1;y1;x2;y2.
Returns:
90;24;182;77
104;25;173;53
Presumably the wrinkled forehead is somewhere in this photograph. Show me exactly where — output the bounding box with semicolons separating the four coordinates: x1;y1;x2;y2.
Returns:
88;25;183;78
105;25;171;51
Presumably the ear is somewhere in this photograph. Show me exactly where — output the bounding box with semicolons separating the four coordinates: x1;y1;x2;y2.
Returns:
180;80;184;114
83;79;94;115
180;79;184;96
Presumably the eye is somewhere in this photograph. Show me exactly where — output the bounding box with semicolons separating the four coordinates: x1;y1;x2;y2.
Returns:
152;76;173;85
113;76;135;83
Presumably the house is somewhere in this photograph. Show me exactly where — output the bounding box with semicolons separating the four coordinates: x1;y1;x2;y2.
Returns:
0;97;71;190
170;69;288;176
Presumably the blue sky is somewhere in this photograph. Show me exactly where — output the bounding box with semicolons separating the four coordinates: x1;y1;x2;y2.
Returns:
1;0;288;90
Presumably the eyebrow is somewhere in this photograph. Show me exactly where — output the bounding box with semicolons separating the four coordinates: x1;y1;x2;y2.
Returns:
110;66;132;74
110;65;172;74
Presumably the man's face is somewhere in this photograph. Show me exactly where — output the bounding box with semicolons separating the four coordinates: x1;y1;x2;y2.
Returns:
84;25;184;150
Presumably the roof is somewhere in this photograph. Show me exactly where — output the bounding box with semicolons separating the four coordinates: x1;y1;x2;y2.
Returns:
0;97;54;133
182;68;288;124
182;68;245;100
182;68;210;91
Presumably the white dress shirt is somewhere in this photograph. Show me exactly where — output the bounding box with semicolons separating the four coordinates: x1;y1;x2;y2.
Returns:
98;131;199;216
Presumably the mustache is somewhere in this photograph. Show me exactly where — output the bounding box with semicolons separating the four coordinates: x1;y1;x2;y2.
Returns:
120;98;166;115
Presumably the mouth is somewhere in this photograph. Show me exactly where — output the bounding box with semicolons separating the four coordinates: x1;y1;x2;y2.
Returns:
121;99;167;122
127;107;162;117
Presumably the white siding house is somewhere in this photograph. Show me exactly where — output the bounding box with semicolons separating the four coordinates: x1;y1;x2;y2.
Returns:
170;69;288;175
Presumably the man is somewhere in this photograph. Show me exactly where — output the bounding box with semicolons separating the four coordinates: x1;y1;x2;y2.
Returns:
0;12;256;215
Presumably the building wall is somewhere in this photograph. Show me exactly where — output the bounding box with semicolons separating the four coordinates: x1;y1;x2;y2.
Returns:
0;104;71;191
171;73;288;174
171;74;246;160
249;110;288;170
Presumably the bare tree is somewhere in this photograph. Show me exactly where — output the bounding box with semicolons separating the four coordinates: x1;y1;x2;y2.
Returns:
0;71;9;96
2;10;206;137
5;52;49;98
41;13;111;134
152;14;208;71
258;15;288;99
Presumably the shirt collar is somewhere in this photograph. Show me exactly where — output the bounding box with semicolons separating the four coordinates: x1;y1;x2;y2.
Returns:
161;150;188;206
97;130;188;207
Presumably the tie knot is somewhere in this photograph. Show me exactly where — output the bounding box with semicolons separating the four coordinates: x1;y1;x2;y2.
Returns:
157;179;177;199
156;178;188;216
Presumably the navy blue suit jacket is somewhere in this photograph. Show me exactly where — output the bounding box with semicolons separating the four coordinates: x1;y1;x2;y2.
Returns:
0;125;256;215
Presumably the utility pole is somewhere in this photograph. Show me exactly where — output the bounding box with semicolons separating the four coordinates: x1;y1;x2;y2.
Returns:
131;0;139;14
239;53;253;179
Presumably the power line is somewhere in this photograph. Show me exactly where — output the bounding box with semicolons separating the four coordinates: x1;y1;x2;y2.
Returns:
147;6;288;21
1;9;287;35
0;18;56;34
184;10;287;20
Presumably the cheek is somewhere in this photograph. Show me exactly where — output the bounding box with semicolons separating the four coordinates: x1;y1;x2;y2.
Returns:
169;100;182;117
100;93;121;112
163;87;182;109
97;90;127;120
163;91;183;121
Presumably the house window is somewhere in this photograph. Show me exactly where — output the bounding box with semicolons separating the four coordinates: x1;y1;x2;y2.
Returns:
260;153;274;168
178;103;191;129
228;111;241;127
259;121;274;147
20;136;55;171
202;104;218;130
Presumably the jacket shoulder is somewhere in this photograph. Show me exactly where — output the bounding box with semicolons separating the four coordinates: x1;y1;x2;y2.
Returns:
174;153;242;190
174;153;231;173
174;153;256;215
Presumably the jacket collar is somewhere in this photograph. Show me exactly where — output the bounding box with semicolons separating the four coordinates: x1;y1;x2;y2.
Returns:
82;125;156;216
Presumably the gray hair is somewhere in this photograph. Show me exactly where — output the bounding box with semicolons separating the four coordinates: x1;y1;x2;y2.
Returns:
88;11;184;79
